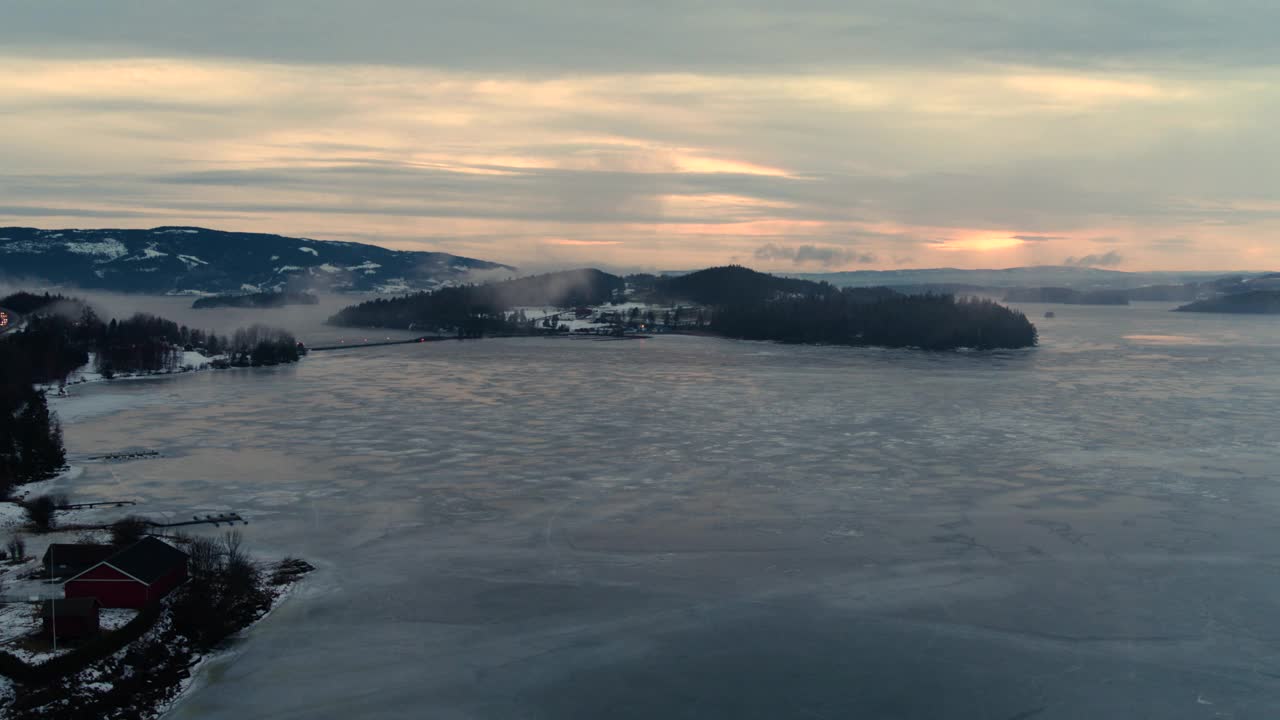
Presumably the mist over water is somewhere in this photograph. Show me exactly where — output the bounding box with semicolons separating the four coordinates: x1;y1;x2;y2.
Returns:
46;303;1280;719
0;286;414;346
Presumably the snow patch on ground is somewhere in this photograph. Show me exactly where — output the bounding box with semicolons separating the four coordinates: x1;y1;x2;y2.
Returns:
275;265;302;273
176;254;208;267
99;609;140;631
346;261;381;272
298;246;319;256
180;351;210;370
11;466;83;503
317;263;341;274
124;244;169;261
152;228;199;234
374;278;411;294
48;354;104;387
240;284;260;292
0;240;43;253
64;238;129;261
0;603;40;645
0;502;27;531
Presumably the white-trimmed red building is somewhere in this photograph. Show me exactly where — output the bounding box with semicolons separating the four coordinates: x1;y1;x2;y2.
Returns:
64;537;189;609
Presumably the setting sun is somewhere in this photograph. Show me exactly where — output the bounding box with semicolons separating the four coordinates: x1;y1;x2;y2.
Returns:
931;235;1026;252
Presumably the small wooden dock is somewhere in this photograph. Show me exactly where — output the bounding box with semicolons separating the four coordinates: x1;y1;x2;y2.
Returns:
56;500;137;511
89;450;162;462
149;513;248;529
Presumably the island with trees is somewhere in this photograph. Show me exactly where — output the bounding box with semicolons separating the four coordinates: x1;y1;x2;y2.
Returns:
192;290;319;309
664;266;1037;350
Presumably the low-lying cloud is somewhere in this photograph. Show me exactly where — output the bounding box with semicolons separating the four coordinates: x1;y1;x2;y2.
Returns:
754;243;876;268
1063;250;1124;267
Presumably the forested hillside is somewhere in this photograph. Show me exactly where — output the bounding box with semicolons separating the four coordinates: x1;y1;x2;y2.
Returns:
329;269;623;332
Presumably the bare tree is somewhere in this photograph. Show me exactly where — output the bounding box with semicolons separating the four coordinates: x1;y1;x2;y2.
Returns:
24;493;70;532
222;531;245;566
110;516;150;547
7;534;26;562
188;536;222;578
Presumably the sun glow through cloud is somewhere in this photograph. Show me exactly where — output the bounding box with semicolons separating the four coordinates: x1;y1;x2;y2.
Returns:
930;235;1028;252
544;239;624;246
0;3;1277;274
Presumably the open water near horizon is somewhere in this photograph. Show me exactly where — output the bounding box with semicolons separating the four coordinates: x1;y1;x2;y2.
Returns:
45;302;1280;719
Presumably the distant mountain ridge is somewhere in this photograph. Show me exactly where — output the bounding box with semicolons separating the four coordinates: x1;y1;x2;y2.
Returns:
1175;290;1280;314
0;226;513;294
782;266;1246;290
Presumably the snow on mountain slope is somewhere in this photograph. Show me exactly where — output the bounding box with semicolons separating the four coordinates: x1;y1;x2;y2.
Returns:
0;227;514;294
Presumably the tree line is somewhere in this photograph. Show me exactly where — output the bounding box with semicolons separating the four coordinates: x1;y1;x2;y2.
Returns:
0;382;64;495
712;290;1038;350
0;291;73;314
0;292;303;494
329;269;624;334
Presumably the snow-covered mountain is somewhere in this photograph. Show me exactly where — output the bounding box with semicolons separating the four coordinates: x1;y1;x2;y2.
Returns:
0;227;514;294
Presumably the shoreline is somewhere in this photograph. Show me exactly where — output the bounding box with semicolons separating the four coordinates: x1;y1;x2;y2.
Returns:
0;559;312;719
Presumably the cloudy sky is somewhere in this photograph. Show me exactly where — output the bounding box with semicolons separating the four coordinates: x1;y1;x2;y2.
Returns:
2;1;1278;272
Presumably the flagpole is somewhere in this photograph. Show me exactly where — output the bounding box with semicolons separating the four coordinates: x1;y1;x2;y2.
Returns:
50;545;56;652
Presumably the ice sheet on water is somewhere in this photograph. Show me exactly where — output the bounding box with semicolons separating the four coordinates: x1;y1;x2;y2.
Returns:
43;308;1280;720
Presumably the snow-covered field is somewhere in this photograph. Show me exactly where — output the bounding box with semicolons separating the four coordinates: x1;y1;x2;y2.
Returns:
514;301;677;332
16;303;1280;719
0;604;38;646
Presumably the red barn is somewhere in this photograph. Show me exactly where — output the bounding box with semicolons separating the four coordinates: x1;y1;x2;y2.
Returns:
64;537;189;609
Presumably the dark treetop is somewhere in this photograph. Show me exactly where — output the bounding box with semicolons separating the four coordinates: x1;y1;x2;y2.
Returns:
328;269;624;333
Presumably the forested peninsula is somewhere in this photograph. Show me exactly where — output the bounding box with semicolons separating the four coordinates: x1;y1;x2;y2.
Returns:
330;266;1038;350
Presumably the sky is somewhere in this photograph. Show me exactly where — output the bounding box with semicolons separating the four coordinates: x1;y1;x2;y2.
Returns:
1;1;1278;273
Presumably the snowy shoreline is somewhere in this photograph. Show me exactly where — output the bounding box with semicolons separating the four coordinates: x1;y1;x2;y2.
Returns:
0;355;314;718
37;351;217;395
0;560;311;719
